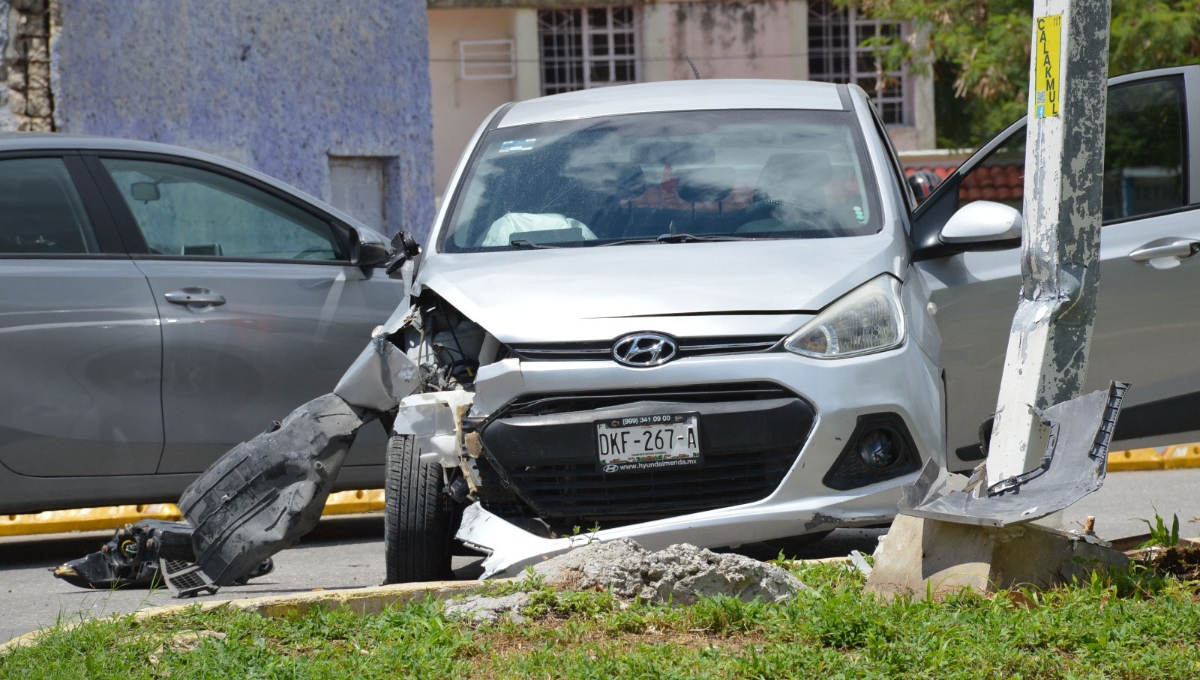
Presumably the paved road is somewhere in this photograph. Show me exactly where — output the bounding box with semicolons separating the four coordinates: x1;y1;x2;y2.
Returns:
4;467;1199;643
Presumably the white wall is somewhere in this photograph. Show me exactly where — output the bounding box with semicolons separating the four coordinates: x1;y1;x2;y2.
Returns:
428;8;520;196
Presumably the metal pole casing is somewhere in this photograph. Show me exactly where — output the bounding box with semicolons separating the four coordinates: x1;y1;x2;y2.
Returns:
986;0;1111;488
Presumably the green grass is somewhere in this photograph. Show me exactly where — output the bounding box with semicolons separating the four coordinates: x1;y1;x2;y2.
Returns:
6;561;1200;679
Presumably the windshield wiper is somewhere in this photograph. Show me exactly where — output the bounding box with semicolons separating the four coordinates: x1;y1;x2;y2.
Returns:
509;239;556;250
656;233;749;244
602;233;752;247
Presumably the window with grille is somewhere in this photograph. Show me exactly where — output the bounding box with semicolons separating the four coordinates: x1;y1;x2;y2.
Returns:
538;7;637;96
808;1;909;125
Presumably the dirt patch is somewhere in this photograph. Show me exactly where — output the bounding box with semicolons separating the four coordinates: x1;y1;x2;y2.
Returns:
466;622;764;670
147;630;227;664
1150;545;1200;581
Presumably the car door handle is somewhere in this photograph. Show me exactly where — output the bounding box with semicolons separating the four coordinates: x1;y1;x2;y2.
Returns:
164;288;227;306
1129;239;1200;270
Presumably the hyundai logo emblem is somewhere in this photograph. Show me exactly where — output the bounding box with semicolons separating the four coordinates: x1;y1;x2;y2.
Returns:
612;332;678;367
603;464;619;473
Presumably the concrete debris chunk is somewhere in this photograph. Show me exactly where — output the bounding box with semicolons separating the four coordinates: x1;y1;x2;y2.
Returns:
527;538;806;605
443;592;531;624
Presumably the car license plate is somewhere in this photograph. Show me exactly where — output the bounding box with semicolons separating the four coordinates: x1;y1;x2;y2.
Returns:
595;413;701;474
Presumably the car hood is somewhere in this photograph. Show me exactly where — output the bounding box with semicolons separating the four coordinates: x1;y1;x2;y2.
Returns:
416;236;906;343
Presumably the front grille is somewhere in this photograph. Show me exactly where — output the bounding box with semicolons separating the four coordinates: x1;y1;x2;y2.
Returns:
481;382;811;527
511;335;782;363
505;382;796;417
495;444;799;524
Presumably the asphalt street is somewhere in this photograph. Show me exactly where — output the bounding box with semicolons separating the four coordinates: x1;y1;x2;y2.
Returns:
3;467;1199;643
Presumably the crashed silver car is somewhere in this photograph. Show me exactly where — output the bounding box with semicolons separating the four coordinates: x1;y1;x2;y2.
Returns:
60;67;1200;593
381;80;942;581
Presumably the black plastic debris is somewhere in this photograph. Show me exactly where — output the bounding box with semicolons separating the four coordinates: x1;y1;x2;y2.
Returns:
55;392;367;596
179;392;367;587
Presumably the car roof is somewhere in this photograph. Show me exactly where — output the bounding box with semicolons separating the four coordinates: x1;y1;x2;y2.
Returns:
498;79;847;128
0;132;383;240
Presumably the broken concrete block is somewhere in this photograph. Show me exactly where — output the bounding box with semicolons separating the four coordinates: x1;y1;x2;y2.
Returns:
528;538;805;605
865;513;1129;599
443;592;531;624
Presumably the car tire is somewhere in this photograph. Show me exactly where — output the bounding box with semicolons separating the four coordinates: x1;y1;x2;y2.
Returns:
384;434;456;584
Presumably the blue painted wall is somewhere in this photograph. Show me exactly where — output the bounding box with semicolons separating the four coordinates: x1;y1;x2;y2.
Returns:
51;0;434;240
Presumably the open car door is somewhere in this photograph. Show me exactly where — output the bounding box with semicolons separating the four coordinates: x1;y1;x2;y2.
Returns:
913;66;1200;471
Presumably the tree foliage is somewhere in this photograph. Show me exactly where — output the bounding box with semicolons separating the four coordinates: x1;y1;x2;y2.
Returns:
844;0;1200;147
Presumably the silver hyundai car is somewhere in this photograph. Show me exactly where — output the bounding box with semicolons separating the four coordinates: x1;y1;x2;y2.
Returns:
380;67;1200;581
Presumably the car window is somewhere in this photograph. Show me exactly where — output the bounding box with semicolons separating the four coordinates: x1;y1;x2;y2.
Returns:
101;159;344;261
957;76;1188;222
439;109;883;252
1103;78;1186;220
0;158;99;255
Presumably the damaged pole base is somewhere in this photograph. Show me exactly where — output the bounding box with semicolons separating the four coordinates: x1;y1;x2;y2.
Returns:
864;513;1129;600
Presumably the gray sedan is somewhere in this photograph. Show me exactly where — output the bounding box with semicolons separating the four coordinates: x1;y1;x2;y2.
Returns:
0;134;403;514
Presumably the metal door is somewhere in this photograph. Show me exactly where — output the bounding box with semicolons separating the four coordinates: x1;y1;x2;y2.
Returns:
0;154;163;478
90;155;404;475
915;68;1200;469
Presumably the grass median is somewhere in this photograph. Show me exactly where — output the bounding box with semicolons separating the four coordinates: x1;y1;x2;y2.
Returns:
5;560;1200;679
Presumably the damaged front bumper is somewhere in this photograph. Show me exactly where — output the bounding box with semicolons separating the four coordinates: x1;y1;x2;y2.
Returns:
456;485;905;578
436;335;945;577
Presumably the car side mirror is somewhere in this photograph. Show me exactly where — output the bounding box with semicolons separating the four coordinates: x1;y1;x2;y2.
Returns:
347;228;393;270
940;200;1022;249
385;230;421;277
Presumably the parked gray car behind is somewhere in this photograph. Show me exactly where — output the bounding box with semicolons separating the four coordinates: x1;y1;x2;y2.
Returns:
0;134;403;513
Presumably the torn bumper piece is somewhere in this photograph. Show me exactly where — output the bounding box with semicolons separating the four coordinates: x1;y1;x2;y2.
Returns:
901;381;1128;528
455;490;904;579
55;392;367;596
179;392;367;587
394;390;475;467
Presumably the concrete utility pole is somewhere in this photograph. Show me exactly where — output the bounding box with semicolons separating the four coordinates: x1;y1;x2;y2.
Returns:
986;0;1111;490
863;0;1125;600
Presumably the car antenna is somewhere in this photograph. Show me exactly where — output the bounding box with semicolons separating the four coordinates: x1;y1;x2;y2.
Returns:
684;56;701;80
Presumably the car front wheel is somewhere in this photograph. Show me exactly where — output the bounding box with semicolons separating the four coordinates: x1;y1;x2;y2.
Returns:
383;434;456;583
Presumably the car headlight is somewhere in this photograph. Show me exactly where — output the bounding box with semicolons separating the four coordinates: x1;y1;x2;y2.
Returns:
784;275;905;359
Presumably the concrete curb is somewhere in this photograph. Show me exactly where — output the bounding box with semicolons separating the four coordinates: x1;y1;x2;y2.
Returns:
0;489;385;537
0;578;489;655
0;553;854;655
1108;445;1200;472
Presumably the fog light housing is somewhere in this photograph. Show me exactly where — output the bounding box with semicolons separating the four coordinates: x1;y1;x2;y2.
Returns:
858;427;901;469
823;413;921;490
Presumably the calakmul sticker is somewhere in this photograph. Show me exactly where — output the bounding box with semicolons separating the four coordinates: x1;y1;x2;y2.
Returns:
1034;14;1061;119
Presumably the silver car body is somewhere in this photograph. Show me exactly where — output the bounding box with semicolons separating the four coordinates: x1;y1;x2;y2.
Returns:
0;134;402;513
397;69;1200;577
404;80;938;575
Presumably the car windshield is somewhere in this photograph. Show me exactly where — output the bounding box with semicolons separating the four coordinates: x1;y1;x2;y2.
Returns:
438;109;882;252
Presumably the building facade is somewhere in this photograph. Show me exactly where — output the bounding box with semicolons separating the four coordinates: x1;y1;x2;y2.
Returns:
0;0;435;239
428;0;936;193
